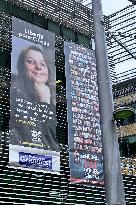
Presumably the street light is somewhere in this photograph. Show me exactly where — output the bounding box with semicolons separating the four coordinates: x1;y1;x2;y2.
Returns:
113;107;135;121
92;0;126;204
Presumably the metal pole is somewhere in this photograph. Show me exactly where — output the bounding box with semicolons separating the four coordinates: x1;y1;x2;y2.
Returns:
92;0;126;204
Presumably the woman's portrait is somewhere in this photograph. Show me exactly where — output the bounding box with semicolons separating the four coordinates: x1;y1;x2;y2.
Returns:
10;37;59;152
13;45;55;105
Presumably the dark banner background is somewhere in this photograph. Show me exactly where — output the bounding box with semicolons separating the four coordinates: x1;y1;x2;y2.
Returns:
65;42;104;184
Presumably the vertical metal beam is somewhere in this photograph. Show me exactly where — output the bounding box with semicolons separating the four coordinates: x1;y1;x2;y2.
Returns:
92;0;126;204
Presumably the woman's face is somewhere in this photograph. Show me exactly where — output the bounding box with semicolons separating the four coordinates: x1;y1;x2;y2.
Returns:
24;49;48;84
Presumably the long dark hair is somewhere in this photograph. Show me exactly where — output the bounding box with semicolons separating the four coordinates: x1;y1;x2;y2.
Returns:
14;45;56;105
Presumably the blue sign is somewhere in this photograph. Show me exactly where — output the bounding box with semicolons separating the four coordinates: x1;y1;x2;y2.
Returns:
19;152;52;169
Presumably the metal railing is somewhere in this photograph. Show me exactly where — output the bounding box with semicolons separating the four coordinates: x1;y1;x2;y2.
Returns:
112;67;136;84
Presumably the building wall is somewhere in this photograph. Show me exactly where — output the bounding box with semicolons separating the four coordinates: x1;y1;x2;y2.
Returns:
0;0;135;204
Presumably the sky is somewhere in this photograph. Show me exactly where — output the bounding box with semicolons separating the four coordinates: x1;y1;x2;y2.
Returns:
102;0;136;78
82;0;131;14
102;0;136;76
102;0;130;15
82;0;135;77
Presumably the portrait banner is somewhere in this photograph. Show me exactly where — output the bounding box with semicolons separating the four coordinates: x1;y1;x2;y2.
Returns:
9;17;60;174
64;42;104;184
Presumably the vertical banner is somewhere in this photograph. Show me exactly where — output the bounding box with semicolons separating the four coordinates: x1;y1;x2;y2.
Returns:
65;42;104;184
9;17;60;174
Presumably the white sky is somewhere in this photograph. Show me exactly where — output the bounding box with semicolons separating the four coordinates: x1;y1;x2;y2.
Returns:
102;0;136;76
102;0;136;74
82;0;136;76
102;0;130;15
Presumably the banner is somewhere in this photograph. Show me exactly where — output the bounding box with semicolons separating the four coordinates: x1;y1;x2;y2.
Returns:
65;42;104;184
9;17;60;174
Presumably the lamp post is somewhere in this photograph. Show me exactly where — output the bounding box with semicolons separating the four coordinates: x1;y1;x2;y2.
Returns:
92;0;126;204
